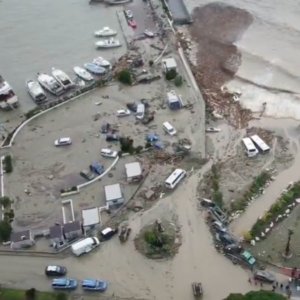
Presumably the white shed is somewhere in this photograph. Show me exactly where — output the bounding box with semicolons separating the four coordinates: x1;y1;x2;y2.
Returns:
104;183;124;207
125;162;142;182
162;57;177;73
82;207;100;227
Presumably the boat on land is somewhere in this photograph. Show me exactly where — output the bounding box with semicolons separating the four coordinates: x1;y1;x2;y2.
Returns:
37;73;64;96
84;63;106;75
51;68;74;90
205;127;221;133
0;76;18;110
26;80;47;103
94;27;117;37
73;66;94;81
105;0;132;5
92;57;111;68
95;38;121;49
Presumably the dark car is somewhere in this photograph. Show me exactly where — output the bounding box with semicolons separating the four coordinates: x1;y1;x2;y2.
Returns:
211;221;227;233
101;123;110;134
45;265;67;276
106;134;119;142
216;232;237;246
254;270;275;283
100;227;118;241
224;243;243;254
89;162;105;175
80;169;95;181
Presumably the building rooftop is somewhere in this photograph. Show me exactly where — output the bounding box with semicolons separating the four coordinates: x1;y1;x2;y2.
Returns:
82;207;100;227
10;230;31;242
63;221;81;234
125;162;142;178
105;183;122;201
162;57;177;69
49;225;64;239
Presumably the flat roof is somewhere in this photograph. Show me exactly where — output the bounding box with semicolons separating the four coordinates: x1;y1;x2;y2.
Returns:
104;183;122;201
82;207;100;227
10;230;31;242
162;57;177;68
125;162;142;178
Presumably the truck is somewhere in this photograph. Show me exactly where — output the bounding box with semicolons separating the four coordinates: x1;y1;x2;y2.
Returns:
71;237;100;256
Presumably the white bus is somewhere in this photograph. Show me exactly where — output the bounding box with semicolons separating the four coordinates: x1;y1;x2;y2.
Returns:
242;137;259;158
165;168;186;189
250;134;270;153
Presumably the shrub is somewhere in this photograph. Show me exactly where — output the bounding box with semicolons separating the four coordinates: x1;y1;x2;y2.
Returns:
25;108;41;119
149;60;154;66
56;293;68;300
174;75;183;87
71;186;77;191
243;231;253;242
118;69;132;85
0;196;11;208
25;288;36;300
3;154;13;173
135;146;143;154
120;137;134;154
0;220;12;241
213;190;224;208
165;69;177;80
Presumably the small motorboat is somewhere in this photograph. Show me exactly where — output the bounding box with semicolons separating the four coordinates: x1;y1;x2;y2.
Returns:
37;73;64;96
84;63;107;75
95;38;121;49
144;29;154;38
73;66;94;81
94;27;117;37
92;57;111;68
26;80;47;103
51;68;74;90
206;127;221;133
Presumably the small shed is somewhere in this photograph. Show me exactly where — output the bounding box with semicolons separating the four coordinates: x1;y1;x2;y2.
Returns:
162;57;177;73
49;225;65;249
167;90;183;110
105;183;124;207
125;162;143;183
82;207;100;228
10;230;35;249
63;221;83;241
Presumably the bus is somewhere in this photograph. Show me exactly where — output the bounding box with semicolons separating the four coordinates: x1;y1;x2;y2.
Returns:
250;134;270;153
165;168;186;189
242;137;259;158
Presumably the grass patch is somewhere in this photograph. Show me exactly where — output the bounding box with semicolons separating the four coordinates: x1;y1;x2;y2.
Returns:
0;288;66;300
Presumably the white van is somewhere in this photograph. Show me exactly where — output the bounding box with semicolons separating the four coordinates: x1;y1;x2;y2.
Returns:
71;237;100;256
165;168;186;189
163;121;176;136
242;137;259;157
136;104;145;120
101;148;118;158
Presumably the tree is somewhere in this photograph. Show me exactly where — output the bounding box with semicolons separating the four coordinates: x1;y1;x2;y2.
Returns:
0;220;12;241
224;290;287;300
3;154;12;173
174;75;183;87
165;69;177;80
284;228;294;257
0;196;11;208
118;69;132;85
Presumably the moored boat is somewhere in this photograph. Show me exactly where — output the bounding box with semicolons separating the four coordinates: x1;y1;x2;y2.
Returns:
84;63;106;75
95;38;121;49
51;68;74;90
73;66;94;81
94;27;117;37
26;80;47;103
0;76;18;110
37;73;64;96
92;57;111;68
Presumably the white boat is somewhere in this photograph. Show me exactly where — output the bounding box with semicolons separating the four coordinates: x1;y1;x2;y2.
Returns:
92;57;111;68
51;68;74;90
26;80;47;103
205;127;221;133
37;73;64;96
94;27;117;37
95;38;121;49
73;66;94;81
0;76;18;110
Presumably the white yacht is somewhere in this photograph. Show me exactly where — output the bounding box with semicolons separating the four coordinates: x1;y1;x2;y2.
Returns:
37;73;64;96
92;57;111;68
94;27;117;37
26;80;47;103
95;38;121;49
73;66;94;81
0;76;18;110
51;68;74;90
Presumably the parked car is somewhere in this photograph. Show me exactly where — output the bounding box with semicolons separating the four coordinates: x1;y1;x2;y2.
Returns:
81;279;108;292
106;134;119;142
124;9;133;19
117;109;131;117
101;123;110;134
54;137;72;147
223;243;243;254
89;162;105;175
45;265;67;276
211;221;227;233
240;250;256;267
216;232;237;246
254;270;276;283
80;169;95;181
201;198;216;208
52;278;77;290
100;227;118;241
101;148;118;158
208;206;228;224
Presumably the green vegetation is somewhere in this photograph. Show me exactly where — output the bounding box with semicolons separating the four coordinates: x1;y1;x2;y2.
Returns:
0;196;11;208
3;154;13;173
119;137;143;155
165;69;177;81
250;181;300;237
118;69;132;85
174;75;183;87
211;164;224;209
0;220;12;241
0;288;67;300
230;171;271;213
224;290;287;300
25;107;42;119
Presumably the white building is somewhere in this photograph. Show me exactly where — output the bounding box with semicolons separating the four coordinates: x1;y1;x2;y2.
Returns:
162;57;177;73
125;162;142;182
104;183;124;207
82;207;101;228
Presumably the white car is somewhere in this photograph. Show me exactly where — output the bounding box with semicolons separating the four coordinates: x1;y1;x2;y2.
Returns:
101;148;118;158
54;137;72;146
117;109;131;117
